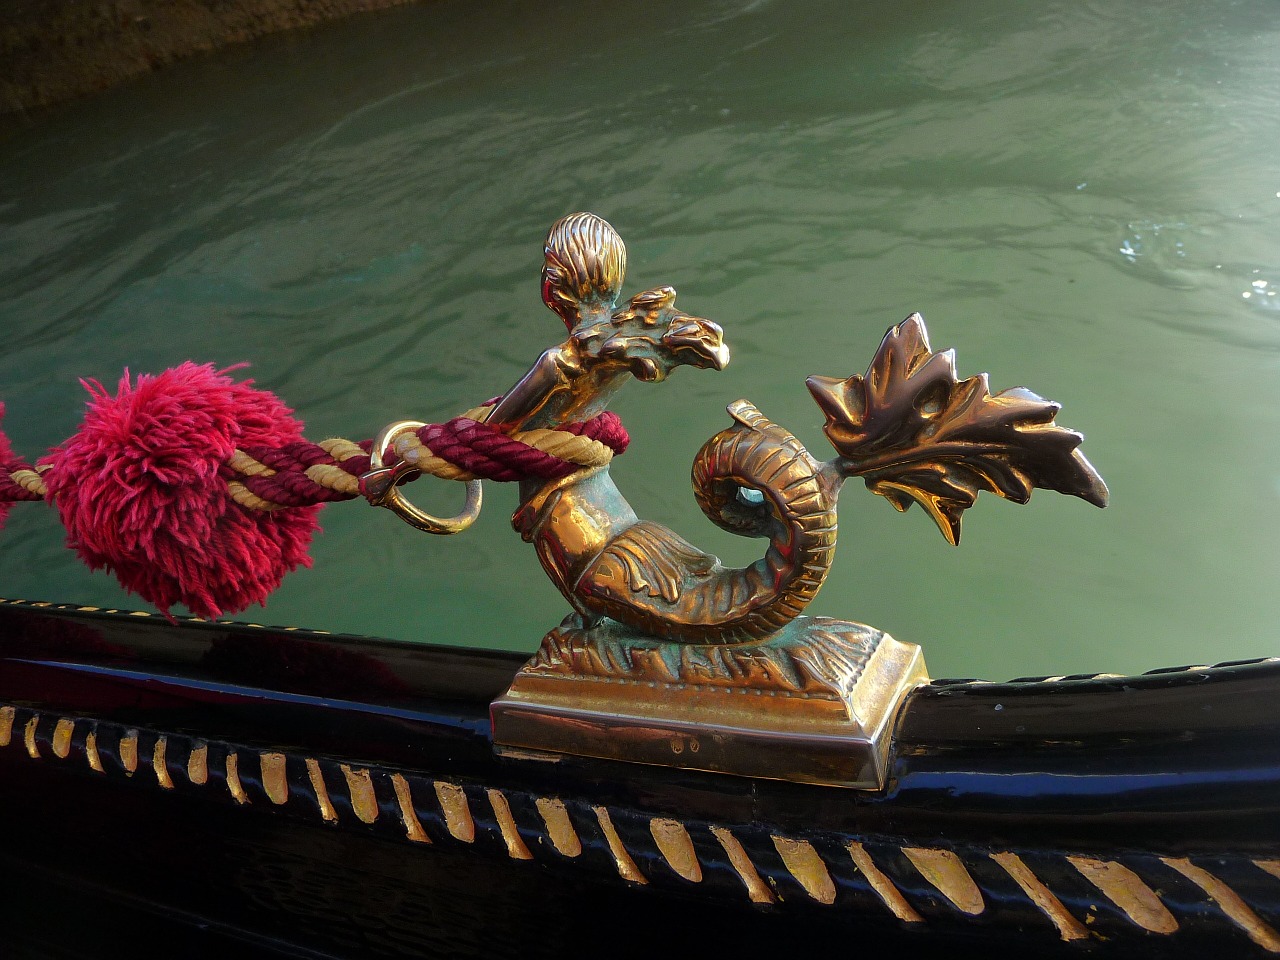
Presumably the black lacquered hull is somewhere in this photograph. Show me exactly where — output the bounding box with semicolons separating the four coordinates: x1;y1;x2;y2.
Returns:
2;598;1278;958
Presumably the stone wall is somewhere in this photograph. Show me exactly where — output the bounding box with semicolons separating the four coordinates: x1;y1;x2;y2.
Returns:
1;0;421;116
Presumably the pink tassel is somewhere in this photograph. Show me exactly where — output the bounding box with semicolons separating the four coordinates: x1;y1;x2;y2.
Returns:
42;363;321;620
0;403;14;533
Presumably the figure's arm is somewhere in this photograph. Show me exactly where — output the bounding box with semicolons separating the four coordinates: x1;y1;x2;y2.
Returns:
485;345;580;430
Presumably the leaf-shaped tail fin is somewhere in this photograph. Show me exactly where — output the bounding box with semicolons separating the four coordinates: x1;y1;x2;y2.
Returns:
805;314;1108;545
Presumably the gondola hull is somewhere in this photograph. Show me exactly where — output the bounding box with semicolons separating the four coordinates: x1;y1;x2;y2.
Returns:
2;598;1278;958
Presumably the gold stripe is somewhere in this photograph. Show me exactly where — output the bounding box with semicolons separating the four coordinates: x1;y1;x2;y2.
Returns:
318;437;367;461
513;429;614;467
849;841;923;922
434;781;475;842
24;714;39;758
118;730;138;774
391;774;430;843
188;743;208;785
904;847;984;915
1255;860;1280;883
226;480;282;512
11;468;47;497
991;851;1088;941
304;463;360;495
153;737;174;789
1068;856;1176;934
710;826;774;904
592;806;646;884
536;797;582;857
342;765;379;824
306;758;337;822
52;718;74;758
391;433;475;482
260;753;288;805
0;705;13;746
227;450;276;477
85;730;103;772
652;818;702;883
226;752;249;804
487;789;534;860
1161;857;1280;952
775;837;835;904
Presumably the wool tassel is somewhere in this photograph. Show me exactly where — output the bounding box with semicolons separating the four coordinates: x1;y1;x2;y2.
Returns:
41;363;321;620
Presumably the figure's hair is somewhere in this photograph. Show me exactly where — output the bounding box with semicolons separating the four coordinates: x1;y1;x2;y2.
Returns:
543;213;627;327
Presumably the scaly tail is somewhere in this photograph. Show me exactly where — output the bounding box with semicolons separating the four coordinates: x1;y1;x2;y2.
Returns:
806;313;1108;544
579;401;837;644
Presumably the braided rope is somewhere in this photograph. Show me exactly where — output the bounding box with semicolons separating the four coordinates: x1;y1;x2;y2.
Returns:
9;467;48;499
0;404;629;515
227;410;628;511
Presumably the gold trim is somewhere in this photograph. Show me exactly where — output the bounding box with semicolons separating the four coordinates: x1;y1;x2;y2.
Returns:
188;743;208;785
391;774;430;843
1161;857;1280;953
434;781;475;843
306;758;337;822
1256;860;1280;883
592;805;646;884
487;789;533;860
775;837;836;904
1067;856;1176;934
260;753;288;805
341;765;379;824
991;851;1088;942
226;752;249;804
85;729;103;772
710;826;774;904
652;818;702;883
536;797;582;857
0;705;13;746
848;841;922;922
904;847;984;916
52;718;74;759
10;698;1280;938
118;730;138;775
24;715;39;758
152;737;174;790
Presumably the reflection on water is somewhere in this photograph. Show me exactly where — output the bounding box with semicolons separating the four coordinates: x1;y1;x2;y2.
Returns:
1;0;1279;679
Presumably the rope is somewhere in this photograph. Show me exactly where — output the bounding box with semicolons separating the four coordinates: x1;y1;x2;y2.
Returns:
0;460;46;501
224;410;628;511
1;400;629;515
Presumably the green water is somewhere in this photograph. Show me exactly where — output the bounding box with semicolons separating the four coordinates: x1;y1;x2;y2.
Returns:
2;0;1279;680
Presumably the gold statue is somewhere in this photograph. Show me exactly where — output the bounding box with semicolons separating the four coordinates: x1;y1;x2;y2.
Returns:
367;213;1108;787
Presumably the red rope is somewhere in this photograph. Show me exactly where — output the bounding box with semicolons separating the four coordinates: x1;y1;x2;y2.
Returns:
227;411;629;509
0;457;42;502
1;411;629;512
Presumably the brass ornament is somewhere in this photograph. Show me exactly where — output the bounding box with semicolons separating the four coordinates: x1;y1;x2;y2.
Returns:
363;419;484;535
364;213;1108;788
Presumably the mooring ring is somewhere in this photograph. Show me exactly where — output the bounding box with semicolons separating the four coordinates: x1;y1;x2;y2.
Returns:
362;419;483;535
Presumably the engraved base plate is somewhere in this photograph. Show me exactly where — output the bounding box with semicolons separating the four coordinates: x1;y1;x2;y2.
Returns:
491;615;928;788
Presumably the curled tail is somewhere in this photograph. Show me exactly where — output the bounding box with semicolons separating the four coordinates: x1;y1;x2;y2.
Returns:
579;401;836;644
574;313;1106;644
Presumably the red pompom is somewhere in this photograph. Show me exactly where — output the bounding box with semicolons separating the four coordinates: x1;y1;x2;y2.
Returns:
42;363;321;619
0;403;14;532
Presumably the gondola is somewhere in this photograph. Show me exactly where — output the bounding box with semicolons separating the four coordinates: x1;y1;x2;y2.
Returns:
3;212;1278;959
4;601;1278;959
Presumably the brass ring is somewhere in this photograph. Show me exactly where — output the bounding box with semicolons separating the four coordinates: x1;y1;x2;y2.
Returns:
365;420;483;535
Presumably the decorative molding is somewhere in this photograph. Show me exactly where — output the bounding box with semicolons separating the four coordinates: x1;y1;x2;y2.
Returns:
4;701;1279;952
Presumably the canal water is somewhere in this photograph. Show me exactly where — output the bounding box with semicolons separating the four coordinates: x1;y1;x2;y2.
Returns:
1;0;1278;680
